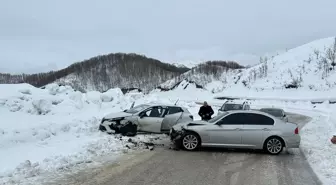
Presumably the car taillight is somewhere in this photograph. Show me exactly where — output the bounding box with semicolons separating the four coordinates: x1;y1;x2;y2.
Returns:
189;115;194;120
294;127;299;134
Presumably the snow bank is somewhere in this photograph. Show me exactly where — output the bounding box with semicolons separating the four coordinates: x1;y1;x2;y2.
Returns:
0;84;153;184
295;104;336;185
32;99;52;115
2;82;336;185
0;83;200;185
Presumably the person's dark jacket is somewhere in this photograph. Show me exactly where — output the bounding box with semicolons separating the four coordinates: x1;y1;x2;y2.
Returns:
198;105;214;120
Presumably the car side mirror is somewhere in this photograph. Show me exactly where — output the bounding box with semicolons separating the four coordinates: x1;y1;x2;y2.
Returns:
283;114;286;117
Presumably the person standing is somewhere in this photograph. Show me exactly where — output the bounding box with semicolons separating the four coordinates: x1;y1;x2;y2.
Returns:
198;101;214;121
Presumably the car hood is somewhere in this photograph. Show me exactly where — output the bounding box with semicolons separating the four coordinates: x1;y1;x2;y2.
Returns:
173;120;210;130
103;111;133;119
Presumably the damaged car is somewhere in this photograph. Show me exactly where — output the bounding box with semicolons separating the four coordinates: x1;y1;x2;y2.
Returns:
259;108;289;122
170;110;300;155
99;103;193;136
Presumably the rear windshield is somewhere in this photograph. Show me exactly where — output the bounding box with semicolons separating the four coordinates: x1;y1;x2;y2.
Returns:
260;109;284;117
221;104;243;111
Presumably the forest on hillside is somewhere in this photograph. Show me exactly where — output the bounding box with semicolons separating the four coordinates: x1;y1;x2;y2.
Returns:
0;53;190;92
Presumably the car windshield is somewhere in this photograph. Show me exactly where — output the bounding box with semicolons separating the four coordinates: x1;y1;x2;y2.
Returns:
208;112;228;123
124;104;151;114
260;109;284;117
222;104;243;111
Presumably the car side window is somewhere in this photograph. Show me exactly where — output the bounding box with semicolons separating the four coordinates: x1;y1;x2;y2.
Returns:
217;113;248;125
246;113;274;125
143;107;165;118
167;107;183;115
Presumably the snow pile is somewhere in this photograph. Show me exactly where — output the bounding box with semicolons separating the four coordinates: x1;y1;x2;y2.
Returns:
298;103;336;185
0;83;171;184
0;83;208;184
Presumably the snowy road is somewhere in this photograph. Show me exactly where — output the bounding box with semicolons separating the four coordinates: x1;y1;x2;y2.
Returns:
45;111;322;185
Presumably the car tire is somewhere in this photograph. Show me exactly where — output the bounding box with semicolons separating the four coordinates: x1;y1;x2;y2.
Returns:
180;132;201;151
120;121;137;137
264;137;284;155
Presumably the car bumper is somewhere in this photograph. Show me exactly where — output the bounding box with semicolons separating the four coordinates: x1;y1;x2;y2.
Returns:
284;135;301;148
169;128;184;146
99;120;119;132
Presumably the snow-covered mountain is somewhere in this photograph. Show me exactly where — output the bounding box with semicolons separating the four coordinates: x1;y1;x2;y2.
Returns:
0;53;190;93
170;60;202;69
158;61;244;93
158;37;336;95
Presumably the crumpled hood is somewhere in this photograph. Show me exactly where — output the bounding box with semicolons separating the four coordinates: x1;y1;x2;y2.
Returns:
103;111;133;119
173;120;209;130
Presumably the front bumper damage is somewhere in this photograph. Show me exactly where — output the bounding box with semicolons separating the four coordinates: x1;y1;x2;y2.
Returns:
99;118;137;136
99;119;121;133
169;127;186;149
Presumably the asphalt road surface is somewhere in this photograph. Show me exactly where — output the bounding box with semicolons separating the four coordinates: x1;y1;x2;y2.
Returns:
47;112;321;185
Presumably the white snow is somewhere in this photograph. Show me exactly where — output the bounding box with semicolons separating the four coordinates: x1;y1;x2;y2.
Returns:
294;104;336;185
2;37;336;185
2;82;336;185
162;37;336;100
0;83;168;185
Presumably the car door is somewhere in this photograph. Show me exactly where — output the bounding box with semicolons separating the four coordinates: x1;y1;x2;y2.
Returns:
241;113;275;148
161;106;183;132
206;113;244;146
137;106;166;133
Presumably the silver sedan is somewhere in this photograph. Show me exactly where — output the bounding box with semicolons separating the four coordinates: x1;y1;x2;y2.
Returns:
170;110;300;155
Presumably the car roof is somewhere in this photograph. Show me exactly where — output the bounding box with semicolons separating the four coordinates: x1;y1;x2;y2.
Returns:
216;110;284;123
225;109;276;116
224;99;248;104
139;103;186;108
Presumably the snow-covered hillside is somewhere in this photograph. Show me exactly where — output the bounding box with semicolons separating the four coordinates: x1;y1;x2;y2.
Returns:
238;37;336;91
159;61;244;93
159;37;336;98
171;60;201;69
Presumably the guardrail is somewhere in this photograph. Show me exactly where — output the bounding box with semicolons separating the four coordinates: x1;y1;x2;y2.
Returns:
213;96;336;104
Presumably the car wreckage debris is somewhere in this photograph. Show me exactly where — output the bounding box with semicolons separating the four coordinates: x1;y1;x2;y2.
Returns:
114;135;166;151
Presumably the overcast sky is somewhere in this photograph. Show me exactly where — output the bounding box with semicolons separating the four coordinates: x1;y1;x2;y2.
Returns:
1;0;336;74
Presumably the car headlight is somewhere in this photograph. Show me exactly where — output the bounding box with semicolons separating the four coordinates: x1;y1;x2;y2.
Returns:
102;117;124;122
111;117;124;121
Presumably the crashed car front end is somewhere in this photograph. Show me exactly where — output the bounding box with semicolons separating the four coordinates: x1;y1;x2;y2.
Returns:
169;124;191;148
99;117;128;133
170;127;183;148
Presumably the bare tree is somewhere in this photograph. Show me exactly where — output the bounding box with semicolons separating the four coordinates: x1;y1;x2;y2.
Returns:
320;57;329;79
326;37;336;70
314;49;320;60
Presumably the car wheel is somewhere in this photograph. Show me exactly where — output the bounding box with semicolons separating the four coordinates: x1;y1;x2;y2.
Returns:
181;132;200;151
264;137;284;155
120;122;137;136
